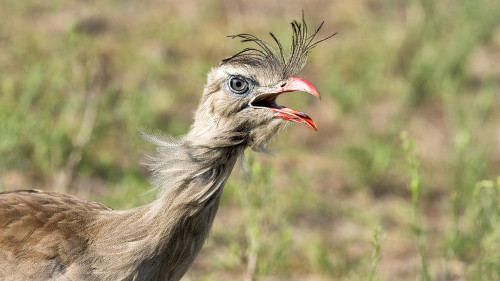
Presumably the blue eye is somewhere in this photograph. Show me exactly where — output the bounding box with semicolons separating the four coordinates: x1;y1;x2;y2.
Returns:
229;77;248;94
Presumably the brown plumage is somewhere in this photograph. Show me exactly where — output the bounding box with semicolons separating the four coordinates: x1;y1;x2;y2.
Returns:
0;16;333;281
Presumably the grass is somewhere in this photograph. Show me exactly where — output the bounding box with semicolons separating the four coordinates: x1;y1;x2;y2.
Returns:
369;228;385;281
400;131;430;281
234;155;293;281
1;0;500;280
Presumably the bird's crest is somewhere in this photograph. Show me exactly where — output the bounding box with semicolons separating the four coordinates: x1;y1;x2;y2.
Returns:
222;14;336;80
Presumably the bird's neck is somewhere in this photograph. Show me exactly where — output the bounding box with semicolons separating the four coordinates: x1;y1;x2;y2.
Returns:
149;135;243;218
146;126;247;212
146;140;243;279
92;130;246;280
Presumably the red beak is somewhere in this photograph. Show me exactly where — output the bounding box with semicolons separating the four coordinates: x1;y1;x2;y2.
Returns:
251;76;320;131
270;76;321;99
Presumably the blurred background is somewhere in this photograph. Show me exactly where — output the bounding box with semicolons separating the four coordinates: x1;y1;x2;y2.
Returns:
1;0;500;280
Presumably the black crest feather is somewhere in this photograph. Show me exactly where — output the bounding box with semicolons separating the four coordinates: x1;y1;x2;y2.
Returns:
222;14;336;80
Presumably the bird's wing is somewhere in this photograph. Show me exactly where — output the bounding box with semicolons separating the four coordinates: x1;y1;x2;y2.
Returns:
0;189;112;212
0;189;111;279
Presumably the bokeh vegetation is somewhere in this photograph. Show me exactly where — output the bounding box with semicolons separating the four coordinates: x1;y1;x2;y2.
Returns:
1;0;500;280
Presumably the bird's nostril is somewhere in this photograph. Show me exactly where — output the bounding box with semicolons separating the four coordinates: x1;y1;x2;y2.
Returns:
280;82;287;87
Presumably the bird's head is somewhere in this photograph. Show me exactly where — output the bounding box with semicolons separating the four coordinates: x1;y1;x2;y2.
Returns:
192;16;335;150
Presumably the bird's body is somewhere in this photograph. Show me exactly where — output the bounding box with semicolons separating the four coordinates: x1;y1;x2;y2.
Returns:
1;142;240;281
0;16;333;281
1;135;242;281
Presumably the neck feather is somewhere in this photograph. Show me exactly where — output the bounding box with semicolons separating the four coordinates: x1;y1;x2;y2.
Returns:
90;127;246;281
143;126;246;200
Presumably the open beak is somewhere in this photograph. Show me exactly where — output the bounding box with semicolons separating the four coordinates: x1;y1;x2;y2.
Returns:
250;76;321;131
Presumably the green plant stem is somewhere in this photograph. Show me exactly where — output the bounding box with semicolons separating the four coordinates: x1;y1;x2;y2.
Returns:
401;131;431;281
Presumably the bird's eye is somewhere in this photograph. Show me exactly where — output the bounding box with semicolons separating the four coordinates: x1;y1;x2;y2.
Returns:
229;77;249;94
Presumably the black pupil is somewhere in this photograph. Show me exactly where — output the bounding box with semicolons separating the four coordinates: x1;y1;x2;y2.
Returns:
231;78;247;93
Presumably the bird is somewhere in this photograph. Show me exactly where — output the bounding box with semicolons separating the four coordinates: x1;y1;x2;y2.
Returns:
0;16;334;281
